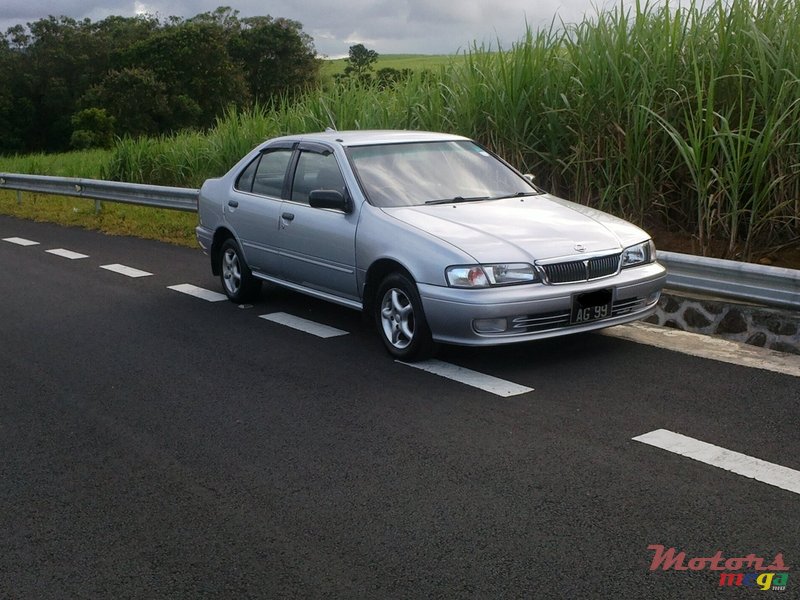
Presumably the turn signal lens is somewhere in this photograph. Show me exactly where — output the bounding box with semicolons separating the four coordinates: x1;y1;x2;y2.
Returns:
446;266;489;287
446;263;538;287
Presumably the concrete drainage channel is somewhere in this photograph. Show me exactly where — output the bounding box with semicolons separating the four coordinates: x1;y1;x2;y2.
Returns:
644;291;800;355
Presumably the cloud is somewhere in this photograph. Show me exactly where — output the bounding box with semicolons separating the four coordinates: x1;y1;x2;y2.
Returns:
0;0;609;56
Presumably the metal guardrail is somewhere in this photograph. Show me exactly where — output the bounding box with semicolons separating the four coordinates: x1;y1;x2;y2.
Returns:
0;173;199;212
1;173;797;309
658;251;800;310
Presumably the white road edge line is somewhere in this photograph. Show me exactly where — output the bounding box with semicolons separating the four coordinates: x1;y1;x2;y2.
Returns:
259;312;348;338
2;237;39;246
399;359;533;397
46;248;88;260
99;263;153;278
167;284;227;302
602;321;800;378
633;429;800;496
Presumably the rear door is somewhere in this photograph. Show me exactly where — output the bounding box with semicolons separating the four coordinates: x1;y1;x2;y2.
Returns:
224;143;294;275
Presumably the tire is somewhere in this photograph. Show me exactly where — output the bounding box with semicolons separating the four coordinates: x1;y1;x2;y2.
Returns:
218;238;261;302
375;273;434;361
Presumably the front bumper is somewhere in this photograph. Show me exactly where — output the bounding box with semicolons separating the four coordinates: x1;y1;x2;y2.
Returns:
419;262;667;346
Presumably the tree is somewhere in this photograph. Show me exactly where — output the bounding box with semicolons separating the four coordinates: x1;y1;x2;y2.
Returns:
0;39;28;152
12;16;103;151
5;25;30;50
123;21;250;129
80;67;171;138
1;14;157;152
70;108;115;149
0;7;321;154
338;43;378;84
229;16;319;102
188;6;242;32
376;67;412;89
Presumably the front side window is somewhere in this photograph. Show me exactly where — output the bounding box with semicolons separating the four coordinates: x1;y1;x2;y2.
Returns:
348;141;536;207
290;150;346;204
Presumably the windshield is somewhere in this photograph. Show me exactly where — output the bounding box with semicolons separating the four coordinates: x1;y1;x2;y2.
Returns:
347;140;537;207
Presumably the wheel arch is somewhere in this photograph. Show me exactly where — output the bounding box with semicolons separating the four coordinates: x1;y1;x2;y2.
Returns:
362;258;414;316
210;227;236;276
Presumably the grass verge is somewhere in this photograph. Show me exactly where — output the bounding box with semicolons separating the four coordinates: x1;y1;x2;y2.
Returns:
0;191;197;247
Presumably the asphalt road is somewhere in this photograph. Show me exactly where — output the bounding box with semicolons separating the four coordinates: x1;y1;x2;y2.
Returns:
1;215;798;599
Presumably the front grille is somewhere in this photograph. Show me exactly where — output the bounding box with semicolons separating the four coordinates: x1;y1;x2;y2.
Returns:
508;296;646;334
539;253;621;284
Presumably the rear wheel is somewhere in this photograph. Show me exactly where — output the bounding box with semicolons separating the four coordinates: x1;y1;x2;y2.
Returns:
219;238;261;302
375;273;434;361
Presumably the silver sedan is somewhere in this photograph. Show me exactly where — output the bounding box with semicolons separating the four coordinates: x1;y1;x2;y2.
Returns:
196;130;666;360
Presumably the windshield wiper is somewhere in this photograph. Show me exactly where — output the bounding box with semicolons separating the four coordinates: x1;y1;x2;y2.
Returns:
481;191;544;201
424;196;490;205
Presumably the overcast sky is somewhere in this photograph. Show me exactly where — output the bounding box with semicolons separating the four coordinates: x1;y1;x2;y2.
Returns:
0;0;618;57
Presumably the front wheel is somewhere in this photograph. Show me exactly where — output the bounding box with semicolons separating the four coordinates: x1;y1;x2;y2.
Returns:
218;238;261;302
375;273;434;361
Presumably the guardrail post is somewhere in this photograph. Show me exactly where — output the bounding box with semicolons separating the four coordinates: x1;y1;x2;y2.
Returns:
16;190;22;205
95;199;102;214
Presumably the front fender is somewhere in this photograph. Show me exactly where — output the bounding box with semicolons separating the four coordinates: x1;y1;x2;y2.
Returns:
355;204;477;291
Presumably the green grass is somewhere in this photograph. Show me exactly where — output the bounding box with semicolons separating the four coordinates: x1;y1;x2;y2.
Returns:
0;148;196;246
0;191;198;247
0;149;109;178
319;53;458;81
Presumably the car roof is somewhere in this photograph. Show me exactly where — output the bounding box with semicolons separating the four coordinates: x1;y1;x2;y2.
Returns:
267;130;470;148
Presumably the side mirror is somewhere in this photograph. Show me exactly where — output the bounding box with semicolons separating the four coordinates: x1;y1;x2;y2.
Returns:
523;173;535;182
309;189;351;213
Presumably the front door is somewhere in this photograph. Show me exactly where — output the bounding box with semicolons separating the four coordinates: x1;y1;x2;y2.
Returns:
278;145;359;302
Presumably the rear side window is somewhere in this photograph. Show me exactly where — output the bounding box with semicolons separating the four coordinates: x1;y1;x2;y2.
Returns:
235;157;259;192
235;149;293;197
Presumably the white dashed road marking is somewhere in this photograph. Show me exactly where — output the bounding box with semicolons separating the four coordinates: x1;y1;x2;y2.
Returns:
259;312;349;338
99;264;153;278
603;321;800;378
399;359;533;397
633;429;800;496
168;284;227;302
46;248;88;260
3;237;39;246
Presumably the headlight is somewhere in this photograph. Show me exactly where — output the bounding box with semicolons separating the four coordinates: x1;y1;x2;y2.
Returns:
621;240;656;268
446;263;538;287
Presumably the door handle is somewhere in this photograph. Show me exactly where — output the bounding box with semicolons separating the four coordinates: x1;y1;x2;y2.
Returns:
228;200;239;208
281;212;295;221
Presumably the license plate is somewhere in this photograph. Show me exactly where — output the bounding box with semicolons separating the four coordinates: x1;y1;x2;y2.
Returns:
571;288;613;324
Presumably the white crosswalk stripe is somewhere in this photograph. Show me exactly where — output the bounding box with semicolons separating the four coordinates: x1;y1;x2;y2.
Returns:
99;263;152;278
259;312;348;338
2;237;39;246
399;359;533;397
46;248;88;260
168;283;227;302
634;429;800;496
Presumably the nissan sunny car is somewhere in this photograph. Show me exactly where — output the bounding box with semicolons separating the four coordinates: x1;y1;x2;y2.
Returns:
196;130;666;360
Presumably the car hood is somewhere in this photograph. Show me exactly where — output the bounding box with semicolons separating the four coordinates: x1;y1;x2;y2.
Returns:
381;195;649;263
